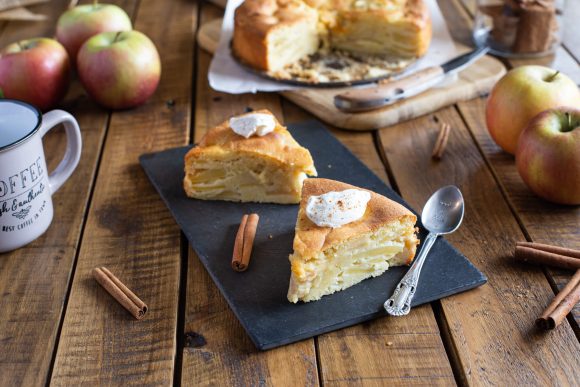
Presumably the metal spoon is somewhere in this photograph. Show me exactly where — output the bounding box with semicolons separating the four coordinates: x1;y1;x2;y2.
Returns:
384;186;464;316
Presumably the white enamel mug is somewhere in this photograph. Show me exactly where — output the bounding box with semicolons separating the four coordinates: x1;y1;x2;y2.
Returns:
0;100;82;253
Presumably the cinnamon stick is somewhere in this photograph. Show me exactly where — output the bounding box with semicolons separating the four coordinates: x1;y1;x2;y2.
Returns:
432;122;451;160
514;246;580;270
92;267;148;320
232;213;259;272
536;269;580;330
516;242;580;259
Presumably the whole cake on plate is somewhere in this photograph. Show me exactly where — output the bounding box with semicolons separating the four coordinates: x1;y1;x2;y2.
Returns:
233;0;432;73
287;178;419;303
183;109;317;204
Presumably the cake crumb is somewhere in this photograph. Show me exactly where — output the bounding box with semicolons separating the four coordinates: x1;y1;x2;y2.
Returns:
386;341;393;346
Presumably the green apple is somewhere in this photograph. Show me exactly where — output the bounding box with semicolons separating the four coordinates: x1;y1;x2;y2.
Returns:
77;30;161;110
486;66;580;155
56;2;132;61
516;107;580;205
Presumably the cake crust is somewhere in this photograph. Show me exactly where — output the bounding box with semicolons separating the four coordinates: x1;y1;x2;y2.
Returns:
185;109;316;174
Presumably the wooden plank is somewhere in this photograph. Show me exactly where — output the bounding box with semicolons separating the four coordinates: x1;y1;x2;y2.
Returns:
183;247;319;386
449;0;580;329
456;97;580;326
453;0;580;327
49;0;196;384
180;5;319;385
377;106;580;385
509;46;580;84
282;101;457;386
0;1;138;385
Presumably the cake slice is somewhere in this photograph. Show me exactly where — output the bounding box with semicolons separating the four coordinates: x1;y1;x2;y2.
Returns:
287;178;418;303
183;110;317;204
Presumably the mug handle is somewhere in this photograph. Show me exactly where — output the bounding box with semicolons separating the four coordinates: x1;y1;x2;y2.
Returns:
38;110;82;194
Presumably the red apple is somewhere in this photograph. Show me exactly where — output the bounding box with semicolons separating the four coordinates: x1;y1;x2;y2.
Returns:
0;38;70;111
56;3;132;62
516;107;580;205
77;30;161;110
486;65;580;155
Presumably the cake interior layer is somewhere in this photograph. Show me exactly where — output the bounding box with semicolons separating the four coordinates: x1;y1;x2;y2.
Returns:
331;13;427;57
267;20;320;72
184;153;307;204
288;217;417;302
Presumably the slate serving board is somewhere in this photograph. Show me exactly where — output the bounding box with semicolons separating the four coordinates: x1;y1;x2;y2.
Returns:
140;120;486;350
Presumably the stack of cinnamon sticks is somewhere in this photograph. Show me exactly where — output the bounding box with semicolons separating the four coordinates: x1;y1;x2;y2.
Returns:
514;242;580;330
480;0;558;54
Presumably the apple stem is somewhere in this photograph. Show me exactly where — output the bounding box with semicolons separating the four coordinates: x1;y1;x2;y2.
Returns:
546;71;560;82
113;31;123;43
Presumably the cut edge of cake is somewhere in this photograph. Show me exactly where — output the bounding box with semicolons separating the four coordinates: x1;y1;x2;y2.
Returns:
233;0;432;73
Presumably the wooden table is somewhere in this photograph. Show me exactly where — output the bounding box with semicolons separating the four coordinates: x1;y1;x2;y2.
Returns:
0;0;578;385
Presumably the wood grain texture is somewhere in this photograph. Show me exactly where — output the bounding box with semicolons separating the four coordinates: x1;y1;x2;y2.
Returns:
0;0;47;12
0;7;47;21
282;102;390;183
377;107;580;385
0;1;132;385
196;16;506;131
456;0;580;329
282;102;457;386
456;98;580;327
181;4;318;386
182;247;319;386
49;0;196;384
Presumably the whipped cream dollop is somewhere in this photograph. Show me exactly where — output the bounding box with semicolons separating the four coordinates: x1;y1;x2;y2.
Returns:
229;113;276;138
306;189;371;228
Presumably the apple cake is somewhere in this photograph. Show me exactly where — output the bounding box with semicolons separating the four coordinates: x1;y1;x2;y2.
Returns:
183;110;317;204
287;178;419;303
233;0;432;73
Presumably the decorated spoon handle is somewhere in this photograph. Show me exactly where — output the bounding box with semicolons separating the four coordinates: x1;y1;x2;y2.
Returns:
384;232;438;316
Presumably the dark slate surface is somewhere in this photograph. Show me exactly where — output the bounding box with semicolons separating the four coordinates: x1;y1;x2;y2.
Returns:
140;120;487;350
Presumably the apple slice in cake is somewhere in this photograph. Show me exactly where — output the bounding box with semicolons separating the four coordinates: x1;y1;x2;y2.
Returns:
183;110;317;204
288;178;419;303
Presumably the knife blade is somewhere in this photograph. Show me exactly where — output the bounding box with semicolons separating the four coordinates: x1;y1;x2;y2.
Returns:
334;46;490;113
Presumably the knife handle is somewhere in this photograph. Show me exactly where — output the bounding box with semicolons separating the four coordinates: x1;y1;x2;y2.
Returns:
334;66;445;113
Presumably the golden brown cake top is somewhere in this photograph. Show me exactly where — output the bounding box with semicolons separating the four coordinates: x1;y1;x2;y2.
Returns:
293;178;416;257
185;109;316;174
235;0;429;31
235;0;318;31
